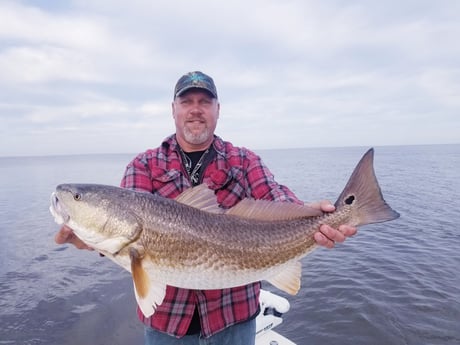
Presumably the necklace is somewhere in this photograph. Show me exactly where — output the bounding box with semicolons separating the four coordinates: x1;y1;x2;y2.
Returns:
179;147;209;186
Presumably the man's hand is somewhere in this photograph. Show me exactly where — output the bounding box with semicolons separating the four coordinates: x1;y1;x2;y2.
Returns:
54;225;93;250
307;200;358;249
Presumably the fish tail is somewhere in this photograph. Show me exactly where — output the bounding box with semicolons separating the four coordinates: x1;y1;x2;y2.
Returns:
334;148;400;226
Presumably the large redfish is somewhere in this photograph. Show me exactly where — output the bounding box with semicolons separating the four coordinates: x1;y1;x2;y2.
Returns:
50;148;399;317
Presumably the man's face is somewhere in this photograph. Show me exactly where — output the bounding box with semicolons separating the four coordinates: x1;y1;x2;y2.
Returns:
172;89;220;150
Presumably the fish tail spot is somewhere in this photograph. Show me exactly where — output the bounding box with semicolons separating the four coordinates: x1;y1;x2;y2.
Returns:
344;195;355;205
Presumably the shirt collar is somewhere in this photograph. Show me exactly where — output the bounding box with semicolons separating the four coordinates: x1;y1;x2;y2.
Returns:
161;134;225;157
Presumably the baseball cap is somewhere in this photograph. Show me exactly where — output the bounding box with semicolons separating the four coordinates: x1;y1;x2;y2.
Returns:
174;71;218;99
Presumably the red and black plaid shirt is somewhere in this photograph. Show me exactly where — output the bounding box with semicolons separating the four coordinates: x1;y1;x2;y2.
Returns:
120;135;301;338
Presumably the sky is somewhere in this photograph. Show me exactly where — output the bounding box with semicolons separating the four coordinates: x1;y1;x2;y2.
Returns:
0;0;459;157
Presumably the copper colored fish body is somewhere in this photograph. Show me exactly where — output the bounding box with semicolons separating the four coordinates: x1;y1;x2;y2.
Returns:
50;148;399;317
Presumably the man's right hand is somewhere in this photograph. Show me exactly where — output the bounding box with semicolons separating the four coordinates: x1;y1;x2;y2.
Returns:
54;225;93;250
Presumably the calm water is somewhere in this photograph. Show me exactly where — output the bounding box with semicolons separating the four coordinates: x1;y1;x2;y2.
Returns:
0;145;459;345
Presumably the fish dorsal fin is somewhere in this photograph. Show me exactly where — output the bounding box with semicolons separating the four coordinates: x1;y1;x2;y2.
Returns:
267;261;302;295
225;198;322;221
175;184;223;214
129;247;166;317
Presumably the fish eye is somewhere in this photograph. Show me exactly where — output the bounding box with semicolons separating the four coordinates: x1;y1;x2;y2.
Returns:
74;193;82;201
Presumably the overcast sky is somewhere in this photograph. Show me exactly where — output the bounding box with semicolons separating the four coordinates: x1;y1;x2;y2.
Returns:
0;0;459;157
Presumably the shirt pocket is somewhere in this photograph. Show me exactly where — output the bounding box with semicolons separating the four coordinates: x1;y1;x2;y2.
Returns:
150;167;186;197
206;166;246;208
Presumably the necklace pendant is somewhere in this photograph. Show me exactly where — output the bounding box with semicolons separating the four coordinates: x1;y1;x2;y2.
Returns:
191;174;199;185
179;147;209;186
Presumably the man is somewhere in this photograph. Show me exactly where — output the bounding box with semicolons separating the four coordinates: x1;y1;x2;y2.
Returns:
55;71;357;344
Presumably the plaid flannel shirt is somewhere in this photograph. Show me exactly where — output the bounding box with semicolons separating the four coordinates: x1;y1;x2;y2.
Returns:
120;134;301;338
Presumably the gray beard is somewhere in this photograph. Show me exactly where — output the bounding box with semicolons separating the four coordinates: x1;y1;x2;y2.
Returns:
183;127;211;146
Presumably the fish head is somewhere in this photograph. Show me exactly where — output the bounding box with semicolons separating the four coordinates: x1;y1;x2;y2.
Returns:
50;184;142;254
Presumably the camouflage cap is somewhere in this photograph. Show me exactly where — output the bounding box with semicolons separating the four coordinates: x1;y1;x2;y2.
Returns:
174;71;218;99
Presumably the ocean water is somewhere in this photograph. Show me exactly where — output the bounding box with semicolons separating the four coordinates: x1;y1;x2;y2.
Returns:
0;145;459;345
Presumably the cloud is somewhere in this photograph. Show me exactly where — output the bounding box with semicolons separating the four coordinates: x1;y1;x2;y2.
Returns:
0;0;459;156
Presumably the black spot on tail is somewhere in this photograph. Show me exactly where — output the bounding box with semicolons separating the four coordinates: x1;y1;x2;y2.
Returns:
345;195;355;205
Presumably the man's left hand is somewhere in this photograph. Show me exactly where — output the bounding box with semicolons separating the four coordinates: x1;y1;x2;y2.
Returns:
307;200;358;248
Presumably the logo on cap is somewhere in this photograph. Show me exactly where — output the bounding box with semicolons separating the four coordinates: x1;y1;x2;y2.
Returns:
174;71;218;99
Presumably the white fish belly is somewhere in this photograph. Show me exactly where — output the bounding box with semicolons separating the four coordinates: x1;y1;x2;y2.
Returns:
144;260;296;290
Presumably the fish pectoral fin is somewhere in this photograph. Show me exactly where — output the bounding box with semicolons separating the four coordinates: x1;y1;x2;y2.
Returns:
130;247;166;317
175;184;223;214
95;236;132;254
267;261;302;295
226;199;322;221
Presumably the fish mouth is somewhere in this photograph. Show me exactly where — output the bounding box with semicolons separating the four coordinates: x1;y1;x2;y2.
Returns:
49;192;70;225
